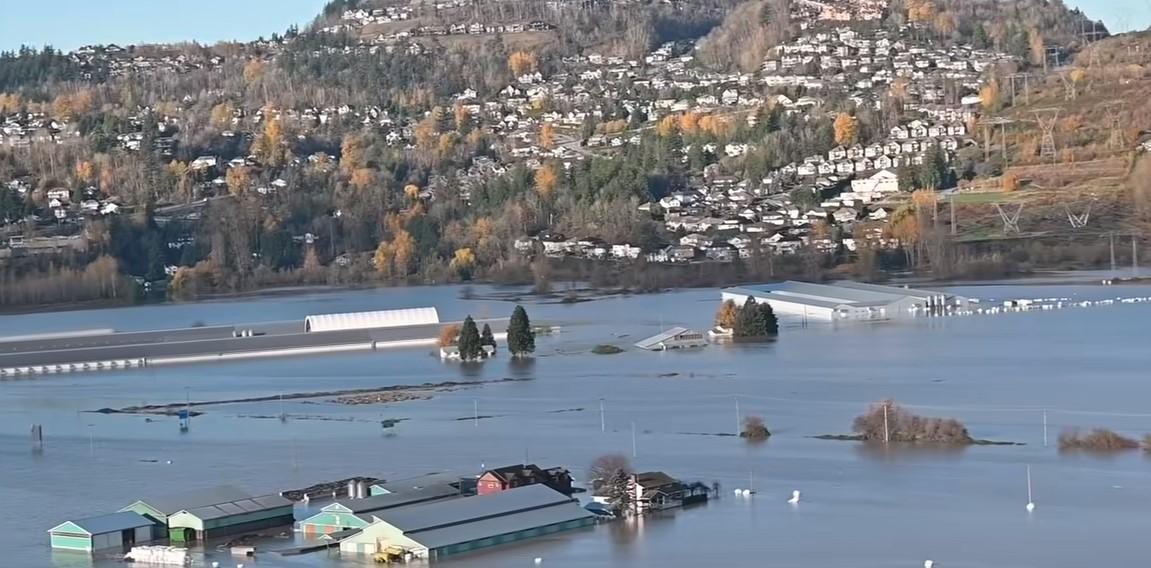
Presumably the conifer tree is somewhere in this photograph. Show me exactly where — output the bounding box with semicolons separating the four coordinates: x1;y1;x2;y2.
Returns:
458;315;482;361
507;305;536;356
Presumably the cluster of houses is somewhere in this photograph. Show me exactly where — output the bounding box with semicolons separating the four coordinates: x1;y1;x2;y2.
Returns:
69;44;231;80
791;0;888;23
0;112;77;147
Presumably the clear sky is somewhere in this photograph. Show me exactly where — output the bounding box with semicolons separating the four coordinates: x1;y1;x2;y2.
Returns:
0;0;328;52
0;0;1146;53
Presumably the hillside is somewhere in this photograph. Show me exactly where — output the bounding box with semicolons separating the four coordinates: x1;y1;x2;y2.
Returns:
0;0;1141;309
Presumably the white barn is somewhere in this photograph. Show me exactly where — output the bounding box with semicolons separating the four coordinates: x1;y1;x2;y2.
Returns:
721;281;966;321
305;307;440;333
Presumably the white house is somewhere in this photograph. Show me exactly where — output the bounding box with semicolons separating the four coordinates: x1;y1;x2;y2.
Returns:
850;169;900;197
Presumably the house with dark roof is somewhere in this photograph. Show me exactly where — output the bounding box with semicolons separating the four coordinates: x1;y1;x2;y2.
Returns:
477;464;574;496
118;485;293;542
629;472;710;512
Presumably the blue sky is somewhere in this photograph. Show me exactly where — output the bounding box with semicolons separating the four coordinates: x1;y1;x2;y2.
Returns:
0;0;1145;52
0;0;327;51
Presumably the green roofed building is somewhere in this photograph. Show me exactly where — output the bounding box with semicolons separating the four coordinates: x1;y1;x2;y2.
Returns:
166;494;294;542
339;484;594;559
48;512;155;552
300;484;461;535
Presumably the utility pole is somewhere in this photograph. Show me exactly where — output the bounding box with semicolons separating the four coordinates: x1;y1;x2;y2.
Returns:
599;398;605;433
631;422;637;459
1042;410;1048;448
950;195;957;236
1133;236;1139;275
473;399;479;427
883;404;890;444
1110;232;1117;272
735;396;742;436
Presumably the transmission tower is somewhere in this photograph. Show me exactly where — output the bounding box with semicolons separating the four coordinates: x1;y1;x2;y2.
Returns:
1006;73;1031;107
1103;103;1127;150
1064;203;1092;229
1059;72;1078;101
1033;108;1061;162
996;203;1024;235
979;117;1014;162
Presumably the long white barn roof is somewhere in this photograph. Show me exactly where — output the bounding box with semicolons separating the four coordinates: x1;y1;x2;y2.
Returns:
305;307;440;332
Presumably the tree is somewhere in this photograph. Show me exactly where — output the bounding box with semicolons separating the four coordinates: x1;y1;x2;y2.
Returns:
740;416;772;441
715;299;738;330
226;166;252;195
458;315;482;361
373;241;392;274
833;112;859;146
507;305;536;357
508;51;538;76
480;323;497;350
535;164;558;197
438;324;461;347
589;454;633;513
539;123;556;150
451;247;476;279
733;297;778;338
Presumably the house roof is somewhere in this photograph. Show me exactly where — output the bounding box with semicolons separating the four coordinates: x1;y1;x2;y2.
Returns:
174;494;292;521
326;484;461;514
407;500;592;550
376;484;573;534
124;485;253;516
633;471;679;488
50;512;154;535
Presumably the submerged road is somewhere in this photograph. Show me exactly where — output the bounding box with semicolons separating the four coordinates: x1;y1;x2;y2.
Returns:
0;319;509;370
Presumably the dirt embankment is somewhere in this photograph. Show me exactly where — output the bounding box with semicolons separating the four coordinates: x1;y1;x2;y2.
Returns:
91;378;532;415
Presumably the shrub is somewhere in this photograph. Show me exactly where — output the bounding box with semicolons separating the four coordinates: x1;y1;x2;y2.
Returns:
1058;429;1140;452
740;416;771;441
438;324;460;347
591;344;624;355
852;399;972;444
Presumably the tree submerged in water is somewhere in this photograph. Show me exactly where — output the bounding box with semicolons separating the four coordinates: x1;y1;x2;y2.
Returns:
1059;429;1140;453
852;399;972;445
740;415;771;442
457;316;482;361
480;323;497;351
507;304;535;357
733;297;778;339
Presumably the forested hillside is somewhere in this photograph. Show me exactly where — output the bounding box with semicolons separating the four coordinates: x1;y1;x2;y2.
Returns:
0;0;1133;309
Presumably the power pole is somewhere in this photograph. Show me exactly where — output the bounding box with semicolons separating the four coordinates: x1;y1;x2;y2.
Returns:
1133;236;1139;274
883;404;890;444
599;398;605;433
735;396;742;436
950;194;957;236
1110;232;1117;272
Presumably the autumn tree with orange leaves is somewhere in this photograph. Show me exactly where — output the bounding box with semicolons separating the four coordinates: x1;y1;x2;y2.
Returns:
834;113;859;146
508;51;538;76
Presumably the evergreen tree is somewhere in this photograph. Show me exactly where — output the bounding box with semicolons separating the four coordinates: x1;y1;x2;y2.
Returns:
758;302;779;336
507;304;535;357
480;323;497;350
458;315;482;361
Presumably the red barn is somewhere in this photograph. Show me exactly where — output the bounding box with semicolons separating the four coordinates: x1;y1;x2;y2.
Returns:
477;464;574;496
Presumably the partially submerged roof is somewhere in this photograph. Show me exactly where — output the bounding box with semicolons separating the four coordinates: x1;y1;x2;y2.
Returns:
304;307;440;333
377;484;572;533
634;471;679;488
124;485;253;516
326;484;461;514
174;494;292;521
724;280;956;309
634;327;692;349
408;499;593;550
50;512;154;535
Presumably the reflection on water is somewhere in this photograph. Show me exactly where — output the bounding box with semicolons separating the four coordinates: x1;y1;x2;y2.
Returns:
3;282;1151;568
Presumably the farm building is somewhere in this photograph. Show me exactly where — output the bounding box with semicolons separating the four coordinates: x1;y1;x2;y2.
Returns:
633;327;708;351
166;494;294;542
300;484;463;534
48;512;155;552
628;472;710;512
339;485;594;559
477;464;574;496
304;307;440;332
721;281;968;321
119;485;252;539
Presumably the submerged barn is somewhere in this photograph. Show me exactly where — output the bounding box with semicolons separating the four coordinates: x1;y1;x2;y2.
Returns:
634;327;708;351
304;307;440;332
48;512;155;552
722;281;968;321
339;485;594;559
119;485;294;542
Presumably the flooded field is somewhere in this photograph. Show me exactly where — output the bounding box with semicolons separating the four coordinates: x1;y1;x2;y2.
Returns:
2;281;1150;568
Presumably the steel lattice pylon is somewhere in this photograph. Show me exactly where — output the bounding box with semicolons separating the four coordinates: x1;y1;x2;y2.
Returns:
996;203;1024;235
1033;109;1061;161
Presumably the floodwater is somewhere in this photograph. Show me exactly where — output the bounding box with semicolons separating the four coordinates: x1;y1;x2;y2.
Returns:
2;280;1150;568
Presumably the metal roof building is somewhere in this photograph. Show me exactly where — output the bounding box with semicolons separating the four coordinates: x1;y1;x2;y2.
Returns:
634;327;708;351
48;512;155;552
304;307;440;333
166;494;294;542
339;485;594;559
722;281;968;321
300;484;463;535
